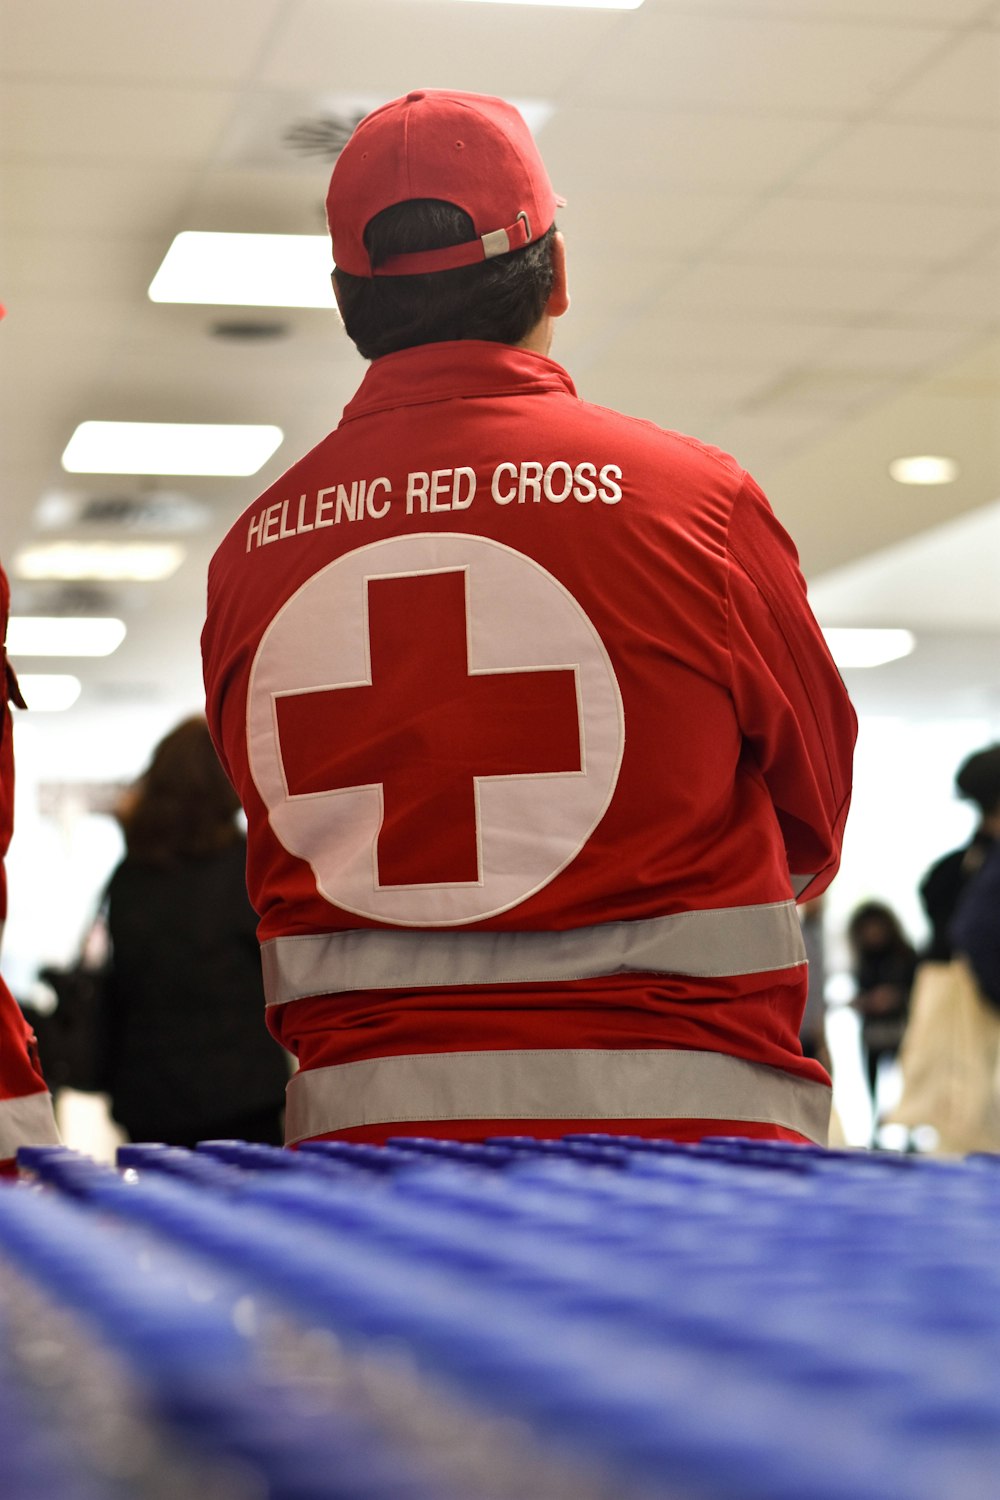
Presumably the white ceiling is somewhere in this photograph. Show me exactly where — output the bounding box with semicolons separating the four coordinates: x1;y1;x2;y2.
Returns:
2;0;999;728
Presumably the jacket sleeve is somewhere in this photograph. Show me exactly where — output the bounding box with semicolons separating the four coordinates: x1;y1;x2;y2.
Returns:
0;980;60;1172
725;473;857;903
0;563;60;1172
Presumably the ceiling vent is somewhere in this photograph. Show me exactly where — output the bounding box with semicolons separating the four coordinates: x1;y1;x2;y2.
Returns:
216;92;382;172
282;111;367;162
12;581;120;618
78;494;208;532
36;490;209;535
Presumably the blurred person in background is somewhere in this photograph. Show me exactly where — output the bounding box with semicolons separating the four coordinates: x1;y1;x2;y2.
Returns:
951;838;1000;1019
919;744;1000;963
0;558;61;1171
104;716;289;1148
886;748;1000;1154
847;900;916;1129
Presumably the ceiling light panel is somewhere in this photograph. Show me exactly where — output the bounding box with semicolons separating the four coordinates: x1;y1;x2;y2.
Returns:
149;232;336;308
8;617;127;658
61;422;283;476
822;628;916;670
16;675;82;712
888;455;959;486
15;542;184;583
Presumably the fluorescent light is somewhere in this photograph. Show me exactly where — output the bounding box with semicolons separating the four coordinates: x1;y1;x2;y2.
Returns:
17;675;82;712
8;617;126;658
822;628;916;669
451;0;643;7
15;542;184;583
149;232;336;308
888;454;958;486
61;422;283;476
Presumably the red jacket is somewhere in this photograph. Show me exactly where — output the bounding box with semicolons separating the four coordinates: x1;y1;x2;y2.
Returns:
0;564;60;1171
203;342;856;1146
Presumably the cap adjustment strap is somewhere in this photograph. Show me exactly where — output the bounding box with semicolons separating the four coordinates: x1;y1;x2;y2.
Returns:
374;209;534;277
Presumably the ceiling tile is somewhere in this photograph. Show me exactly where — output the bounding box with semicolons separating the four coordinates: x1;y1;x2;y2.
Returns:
742;367;904;414
796;121;1000;201
573;12;951;115
705;412;841;492
542;108;842;196
0;232;162;298
573;368;722;442
725;194;1000;265
0;82;241;163
895;267;1000;324
1;0;284;82
653;259;923;321
605;310;849;371
560;188;753;260
581;358;782;416
3;163;202;237
886;33;1000;126
766;333;1000;573
181;166;331;235
804;320;987;375
727;0;992;18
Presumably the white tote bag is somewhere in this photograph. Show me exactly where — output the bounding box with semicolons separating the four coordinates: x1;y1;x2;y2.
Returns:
889;958;1000;1155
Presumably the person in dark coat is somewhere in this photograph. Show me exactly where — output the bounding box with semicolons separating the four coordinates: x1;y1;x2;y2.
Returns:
952;841;1000;1016
920;744;1000;963
847;901;917;1113
106;716;288;1147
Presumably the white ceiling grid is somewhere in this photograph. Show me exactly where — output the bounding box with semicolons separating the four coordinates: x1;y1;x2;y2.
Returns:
0;0;999;717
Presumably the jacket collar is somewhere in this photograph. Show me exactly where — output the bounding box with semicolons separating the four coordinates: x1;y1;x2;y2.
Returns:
339;340;578;425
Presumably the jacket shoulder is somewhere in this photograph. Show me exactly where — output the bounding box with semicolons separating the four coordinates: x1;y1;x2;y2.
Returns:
570;396;746;484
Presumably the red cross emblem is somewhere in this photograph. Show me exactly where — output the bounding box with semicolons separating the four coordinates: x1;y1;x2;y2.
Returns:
250;533;623;926
275;569;582;886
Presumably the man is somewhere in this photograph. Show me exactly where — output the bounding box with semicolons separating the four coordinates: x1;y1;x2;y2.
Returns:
0;559;60;1171
202;89;856;1149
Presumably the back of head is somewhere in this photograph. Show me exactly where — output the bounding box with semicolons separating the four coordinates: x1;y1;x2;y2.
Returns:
121;716;241;864
955;744;1000;818
327;90;560;360
848;900;907;954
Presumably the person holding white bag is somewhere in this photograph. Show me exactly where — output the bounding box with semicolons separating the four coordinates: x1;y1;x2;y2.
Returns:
890;746;1000;1154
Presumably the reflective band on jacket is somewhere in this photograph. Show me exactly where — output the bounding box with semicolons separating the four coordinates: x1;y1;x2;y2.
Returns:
262;900;806;1008
0;1090;60;1160
284;1048;830;1146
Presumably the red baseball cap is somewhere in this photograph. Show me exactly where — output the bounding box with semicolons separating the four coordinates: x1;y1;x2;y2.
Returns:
327;89;563;278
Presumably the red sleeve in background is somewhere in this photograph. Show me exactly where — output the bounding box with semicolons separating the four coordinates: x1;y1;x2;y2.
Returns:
725;474;857;902
0;563;60;1171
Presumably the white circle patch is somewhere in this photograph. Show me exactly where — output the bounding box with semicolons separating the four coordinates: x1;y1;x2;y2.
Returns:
248;532;624;926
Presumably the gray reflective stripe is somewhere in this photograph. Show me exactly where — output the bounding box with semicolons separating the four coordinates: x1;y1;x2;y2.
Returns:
0;1091;61;1160
262;901;806;1008
284;1048;830;1146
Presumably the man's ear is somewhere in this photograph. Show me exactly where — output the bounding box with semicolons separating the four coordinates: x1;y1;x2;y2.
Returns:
547;232;570;319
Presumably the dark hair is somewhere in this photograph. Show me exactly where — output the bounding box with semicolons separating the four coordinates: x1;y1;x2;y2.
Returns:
956;744;1000;817
333;199;556;360
847;901;910;952
120;716;241;864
